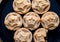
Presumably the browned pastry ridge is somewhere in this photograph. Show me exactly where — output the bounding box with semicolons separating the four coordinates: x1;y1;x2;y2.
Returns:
4;12;23;31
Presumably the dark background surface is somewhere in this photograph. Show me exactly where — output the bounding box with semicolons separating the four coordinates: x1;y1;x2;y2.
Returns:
0;0;60;42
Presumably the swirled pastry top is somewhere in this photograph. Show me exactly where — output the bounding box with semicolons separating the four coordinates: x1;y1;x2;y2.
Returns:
4;12;22;31
41;12;59;30
32;0;50;14
14;28;32;42
23;12;40;30
34;28;48;42
13;0;31;14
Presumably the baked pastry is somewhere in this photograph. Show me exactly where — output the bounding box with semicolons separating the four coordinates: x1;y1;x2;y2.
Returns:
23;12;40;30
0;38;3;42
32;0;50;14
34;28;48;42
0;0;2;3
41;12;59;30
4;12;22;31
14;28;32;42
13;0;31;14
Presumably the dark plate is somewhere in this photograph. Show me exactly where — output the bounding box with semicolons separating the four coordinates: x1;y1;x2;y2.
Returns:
0;0;60;42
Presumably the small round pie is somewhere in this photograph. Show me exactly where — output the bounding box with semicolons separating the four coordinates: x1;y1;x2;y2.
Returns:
32;0;50;14
14;28;32;42
34;28;48;42
23;12;40;30
41;12;59;30
4;12;22;31
13;0;31;14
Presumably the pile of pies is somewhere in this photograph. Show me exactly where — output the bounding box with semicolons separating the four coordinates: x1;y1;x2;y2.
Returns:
4;0;59;42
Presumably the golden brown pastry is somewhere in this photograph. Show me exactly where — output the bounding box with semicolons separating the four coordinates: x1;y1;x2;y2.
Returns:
14;28;32;42
34;28;48;42
23;12;40;30
32;0;50;14
4;12;22;31
13;0;31;14
41;11;59;30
